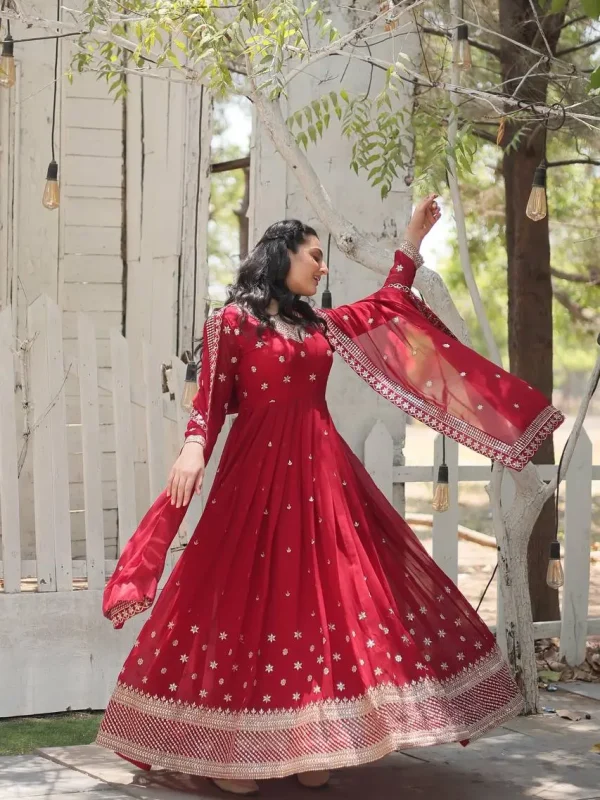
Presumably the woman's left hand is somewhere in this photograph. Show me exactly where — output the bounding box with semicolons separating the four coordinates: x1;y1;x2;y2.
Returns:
405;194;441;248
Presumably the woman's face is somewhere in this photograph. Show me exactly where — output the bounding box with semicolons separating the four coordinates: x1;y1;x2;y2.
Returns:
285;235;328;297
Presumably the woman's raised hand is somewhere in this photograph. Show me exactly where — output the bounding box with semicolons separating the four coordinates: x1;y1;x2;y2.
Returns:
166;442;206;508
405;194;442;248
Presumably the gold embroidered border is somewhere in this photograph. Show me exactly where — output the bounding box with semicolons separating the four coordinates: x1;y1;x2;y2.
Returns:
108;648;512;729
97;648;523;779
107;598;152;628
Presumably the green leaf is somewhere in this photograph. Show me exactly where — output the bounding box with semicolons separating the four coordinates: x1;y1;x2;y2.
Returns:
590;65;600;88
340;89;350;103
308;125;317;143
166;49;180;68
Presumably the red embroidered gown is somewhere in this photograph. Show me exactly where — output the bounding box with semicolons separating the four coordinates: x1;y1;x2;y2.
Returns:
97;249;564;779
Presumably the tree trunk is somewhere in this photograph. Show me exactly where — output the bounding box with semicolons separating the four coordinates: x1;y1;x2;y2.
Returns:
499;0;564;622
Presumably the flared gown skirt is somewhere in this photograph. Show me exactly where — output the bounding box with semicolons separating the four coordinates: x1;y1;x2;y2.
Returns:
97;398;523;778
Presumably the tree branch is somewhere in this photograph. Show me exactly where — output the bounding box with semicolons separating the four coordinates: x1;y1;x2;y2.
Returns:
420;25;501;58
561;15;588;29
249;83;391;276
281;0;427;89
551;266;600;285
472;127;500;144
553;287;600;325
547;158;600;167
557;34;600;56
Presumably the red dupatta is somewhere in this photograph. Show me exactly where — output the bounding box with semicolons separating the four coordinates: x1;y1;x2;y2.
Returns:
102;247;564;627
320;249;563;471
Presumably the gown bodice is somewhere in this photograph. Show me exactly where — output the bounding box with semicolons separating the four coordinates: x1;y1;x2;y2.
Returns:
228;316;333;414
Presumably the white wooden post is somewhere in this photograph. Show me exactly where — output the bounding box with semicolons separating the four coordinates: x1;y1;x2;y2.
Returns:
77;312;106;590
560;428;593;666
27;296;72;592
432;434;459;583
47;300;73;591
179;85;213;353
110;329;137;552
364;420;393;504
0;307;22;593
142;341;166;500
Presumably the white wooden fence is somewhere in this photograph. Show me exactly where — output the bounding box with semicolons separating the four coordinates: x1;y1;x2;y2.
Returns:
0;296;204;717
0;295;598;715
364;420;600;667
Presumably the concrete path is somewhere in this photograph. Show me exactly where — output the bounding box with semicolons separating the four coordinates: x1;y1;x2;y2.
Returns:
2;688;599;800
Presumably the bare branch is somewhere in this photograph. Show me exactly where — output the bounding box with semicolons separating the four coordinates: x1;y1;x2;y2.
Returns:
281;0;427;89
420;24;501;58
561;15;588;29
527;0;556;60
553;287;600;326
557;34;600;56
472;127;500;144
547;157;600;167
551;266;600;285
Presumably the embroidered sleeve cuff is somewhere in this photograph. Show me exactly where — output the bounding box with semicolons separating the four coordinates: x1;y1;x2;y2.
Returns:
184;435;206;448
398;240;424;269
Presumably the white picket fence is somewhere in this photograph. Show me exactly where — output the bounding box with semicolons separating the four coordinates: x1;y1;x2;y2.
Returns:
0;296;200;717
0;297;193;592
364;420;600;667
0;295;598;715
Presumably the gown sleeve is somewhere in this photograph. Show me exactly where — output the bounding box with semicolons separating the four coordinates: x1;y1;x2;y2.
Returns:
321;244;564;471
184;305;241;463
102;305;240;629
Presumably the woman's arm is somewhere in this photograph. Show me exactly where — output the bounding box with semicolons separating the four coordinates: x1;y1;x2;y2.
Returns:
167;305;241;508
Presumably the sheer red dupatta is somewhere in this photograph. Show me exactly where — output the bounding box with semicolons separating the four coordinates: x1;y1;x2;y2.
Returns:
320;249;564;470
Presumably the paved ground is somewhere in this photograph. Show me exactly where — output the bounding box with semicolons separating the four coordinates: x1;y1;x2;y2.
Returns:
2;685;600;800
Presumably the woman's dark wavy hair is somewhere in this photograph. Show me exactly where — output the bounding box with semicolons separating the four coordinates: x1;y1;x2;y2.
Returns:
226;219;326;335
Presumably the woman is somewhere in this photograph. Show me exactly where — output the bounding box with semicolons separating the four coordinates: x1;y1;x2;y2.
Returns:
98;196;563;795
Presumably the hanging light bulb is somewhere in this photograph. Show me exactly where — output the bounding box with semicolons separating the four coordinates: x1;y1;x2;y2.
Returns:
526;160;548;221
432;437;450;513
42;160;60;210
0;33;16;89
322;234;333;309
546;540;564;589
432;464;450;512
181;361;198;412
454;24;472;70
379;0;398;32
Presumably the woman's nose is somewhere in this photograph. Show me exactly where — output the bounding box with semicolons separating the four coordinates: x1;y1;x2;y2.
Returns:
320;262;329;275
